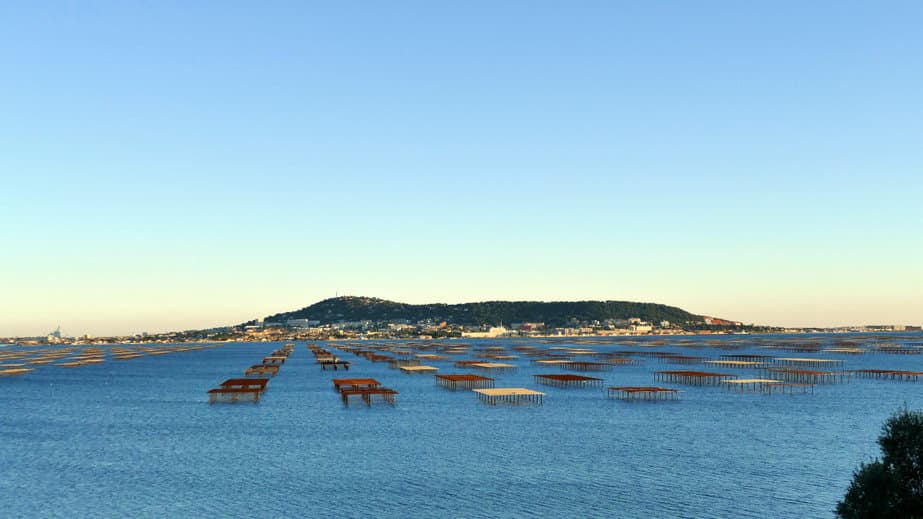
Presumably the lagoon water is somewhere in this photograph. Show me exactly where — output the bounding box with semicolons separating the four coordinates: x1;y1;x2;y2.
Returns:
2;334;922;518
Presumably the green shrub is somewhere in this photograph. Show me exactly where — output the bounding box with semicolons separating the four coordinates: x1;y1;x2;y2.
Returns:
837;409;923;518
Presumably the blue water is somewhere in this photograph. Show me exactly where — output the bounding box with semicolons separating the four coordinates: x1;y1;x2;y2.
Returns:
2;334;922;518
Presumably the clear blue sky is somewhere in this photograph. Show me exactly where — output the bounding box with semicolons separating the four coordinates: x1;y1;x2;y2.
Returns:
2;2;921;336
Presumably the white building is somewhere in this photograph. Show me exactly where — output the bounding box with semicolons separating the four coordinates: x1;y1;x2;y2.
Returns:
286;319;320;328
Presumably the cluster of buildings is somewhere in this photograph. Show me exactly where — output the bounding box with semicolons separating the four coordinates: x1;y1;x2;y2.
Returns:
0;317;766;345
206;316;694;341
5;318;919;346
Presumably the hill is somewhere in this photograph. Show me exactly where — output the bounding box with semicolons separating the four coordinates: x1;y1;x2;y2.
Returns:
259;296;705;327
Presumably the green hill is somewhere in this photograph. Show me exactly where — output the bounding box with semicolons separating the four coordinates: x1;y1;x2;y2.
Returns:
259;296;705;327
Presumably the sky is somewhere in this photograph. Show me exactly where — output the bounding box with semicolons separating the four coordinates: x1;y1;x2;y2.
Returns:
2;1;922;336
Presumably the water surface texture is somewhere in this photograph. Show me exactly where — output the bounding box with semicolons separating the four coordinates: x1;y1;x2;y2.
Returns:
2;334;922;518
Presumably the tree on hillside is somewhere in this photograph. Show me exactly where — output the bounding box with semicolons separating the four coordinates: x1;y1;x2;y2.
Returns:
837;408;923;518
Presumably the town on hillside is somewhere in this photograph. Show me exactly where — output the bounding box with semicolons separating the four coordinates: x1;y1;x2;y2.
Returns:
5;318;920;346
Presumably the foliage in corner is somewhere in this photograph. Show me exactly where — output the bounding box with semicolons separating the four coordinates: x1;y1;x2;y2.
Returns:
837;408;923;518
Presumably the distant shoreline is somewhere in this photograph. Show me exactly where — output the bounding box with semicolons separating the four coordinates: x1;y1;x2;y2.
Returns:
4;328;922;347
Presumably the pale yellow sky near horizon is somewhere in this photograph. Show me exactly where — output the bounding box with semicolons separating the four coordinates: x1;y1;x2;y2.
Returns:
3;263;920;336
4;232;922;337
